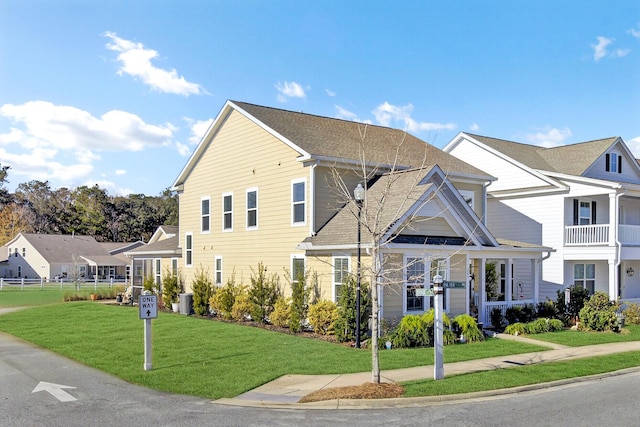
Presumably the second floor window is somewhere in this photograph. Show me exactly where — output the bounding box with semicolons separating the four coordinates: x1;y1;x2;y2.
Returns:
247;189;257;229
201;198;210;232
185;233;193;267
292;180;305;225
606;153;621;174
223;193;233;231
573;199;596;225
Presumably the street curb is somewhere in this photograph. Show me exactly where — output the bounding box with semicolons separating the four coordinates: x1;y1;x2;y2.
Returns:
213;366;640;410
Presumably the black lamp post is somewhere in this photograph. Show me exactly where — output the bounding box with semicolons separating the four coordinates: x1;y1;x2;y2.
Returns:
354;183;365;348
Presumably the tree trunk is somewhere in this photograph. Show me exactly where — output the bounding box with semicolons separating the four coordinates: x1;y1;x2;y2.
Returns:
370;249;380;383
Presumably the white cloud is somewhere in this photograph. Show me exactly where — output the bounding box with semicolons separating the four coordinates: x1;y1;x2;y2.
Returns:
176;141;191;157
0;100;176;188
592;36;613;61
103;31;205;96
325;89;336;97
187;118;214;145
335;105;359;121
275;81;306;102
524;127;572;147
470;123;480;131
115;169;126;175
591;36;629;61
372;102;456;133
628;23;640;39
627;136;640;157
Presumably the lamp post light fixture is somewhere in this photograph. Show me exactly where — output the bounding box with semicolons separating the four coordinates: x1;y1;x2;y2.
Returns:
354;183;365;349
432;273;444;380
627;267;635;277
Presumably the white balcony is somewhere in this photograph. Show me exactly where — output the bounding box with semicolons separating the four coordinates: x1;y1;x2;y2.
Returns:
565;224;640;246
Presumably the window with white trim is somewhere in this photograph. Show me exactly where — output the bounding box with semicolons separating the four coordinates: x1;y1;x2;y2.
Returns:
333;256;350;302
292;255;305;283
458;189;475;209
292;179;306;225
155;258;161;285
223;193;233;231
201;197;210;233
171;258;178;277
215;256;223;286
185;233;193;267
606;152;621;174
405;257;426;311
574;263;595;294
246;188;258;229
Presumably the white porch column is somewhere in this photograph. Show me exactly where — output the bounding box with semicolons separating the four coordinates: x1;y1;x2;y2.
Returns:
609;259;617;299
465;254;470;314
533;258;540;304
609;193;617;246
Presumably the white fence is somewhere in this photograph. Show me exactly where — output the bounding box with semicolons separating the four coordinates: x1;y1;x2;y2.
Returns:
0;277;128;291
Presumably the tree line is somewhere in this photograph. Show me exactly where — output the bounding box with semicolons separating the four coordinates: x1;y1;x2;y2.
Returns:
0;164;178;246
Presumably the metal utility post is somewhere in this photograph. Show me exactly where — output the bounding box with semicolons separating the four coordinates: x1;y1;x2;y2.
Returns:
433;274;444;380
354;183;365;349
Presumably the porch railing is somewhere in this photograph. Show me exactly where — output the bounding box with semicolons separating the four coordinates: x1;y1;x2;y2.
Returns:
564;224;609;246
480;300;534;327
619;224;640;246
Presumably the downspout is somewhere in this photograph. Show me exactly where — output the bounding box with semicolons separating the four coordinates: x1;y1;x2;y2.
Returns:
309;162;317;236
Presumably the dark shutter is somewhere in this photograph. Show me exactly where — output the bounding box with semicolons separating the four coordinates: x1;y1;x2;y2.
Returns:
619;159;622;174
606;154;610;172
592;201;597;224
573;199;579;225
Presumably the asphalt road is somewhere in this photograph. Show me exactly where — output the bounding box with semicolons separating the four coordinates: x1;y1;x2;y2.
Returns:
2;331;640;427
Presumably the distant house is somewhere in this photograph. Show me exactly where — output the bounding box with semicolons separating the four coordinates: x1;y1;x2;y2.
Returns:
123;225;181;289
444;132;640;303
171;100;551;325
0;233;135;281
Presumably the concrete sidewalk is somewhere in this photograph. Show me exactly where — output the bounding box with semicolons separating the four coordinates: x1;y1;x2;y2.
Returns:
215;335;640;409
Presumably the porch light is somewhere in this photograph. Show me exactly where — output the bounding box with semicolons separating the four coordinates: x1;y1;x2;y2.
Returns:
627;267;635;277
354;183;365;349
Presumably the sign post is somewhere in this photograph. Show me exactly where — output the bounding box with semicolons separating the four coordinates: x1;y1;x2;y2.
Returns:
139;291;158;371
432;274;444;380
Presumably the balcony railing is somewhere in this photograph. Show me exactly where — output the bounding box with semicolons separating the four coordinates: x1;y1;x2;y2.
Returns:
565;224;609;245
565;224;640;246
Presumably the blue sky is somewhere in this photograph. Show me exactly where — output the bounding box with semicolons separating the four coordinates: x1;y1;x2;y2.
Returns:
1;1;639;196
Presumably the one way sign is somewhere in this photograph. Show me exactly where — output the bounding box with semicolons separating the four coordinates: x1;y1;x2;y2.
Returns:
139;294;158;319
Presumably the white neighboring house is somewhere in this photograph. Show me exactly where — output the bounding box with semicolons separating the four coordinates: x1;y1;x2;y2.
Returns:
0;233;132;282
444;132;640;303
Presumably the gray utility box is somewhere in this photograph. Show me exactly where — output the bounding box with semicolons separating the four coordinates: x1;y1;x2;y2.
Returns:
179;293;193;315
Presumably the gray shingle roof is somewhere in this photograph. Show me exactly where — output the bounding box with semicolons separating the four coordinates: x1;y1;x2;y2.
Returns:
232;101;492;178
467;133;619;176
21;234;122;265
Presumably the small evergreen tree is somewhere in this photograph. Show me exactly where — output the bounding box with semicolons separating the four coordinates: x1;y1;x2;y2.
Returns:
334;275;371;343
248;263;281;323
191;265;213;316
161;267;183;308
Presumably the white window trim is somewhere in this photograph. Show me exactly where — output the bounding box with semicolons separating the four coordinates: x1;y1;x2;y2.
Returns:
458;189;475;210
403;255;449;314
332;254;351;302
185;232;193;268
579;201;592;225
215;256;223;286
201;196;211;234
291;254;306;283
246;187;258;230
291;178;306;226
222;192;233;232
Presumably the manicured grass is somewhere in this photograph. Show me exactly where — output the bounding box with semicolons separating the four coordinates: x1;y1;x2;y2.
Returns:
517;324;640;346
403;351;640;396
0;303;546;399
0;285;123;307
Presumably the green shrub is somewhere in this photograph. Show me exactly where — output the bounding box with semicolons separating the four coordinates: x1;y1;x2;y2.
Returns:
231;291;253;321
623;303;640;325
489;307;504;329
525;318;551;334
143;275;156;294
333;276;371;343
270;297;291;327
453;314;484;343
556;286;589;324
191;266;213;316
504;322;526;335
307;300;338;335
547;318;564;332
209;273;241;320
536;300;556;319
390;315;430;348
423;309;452;345
288;268;319;333
579;291;619;332
161;267;183;308
248;263;281;323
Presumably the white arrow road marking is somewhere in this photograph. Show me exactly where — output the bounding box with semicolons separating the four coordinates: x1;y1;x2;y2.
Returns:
32;381;77;402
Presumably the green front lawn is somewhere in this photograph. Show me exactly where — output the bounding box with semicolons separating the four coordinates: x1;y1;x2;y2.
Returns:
0;302;545;399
